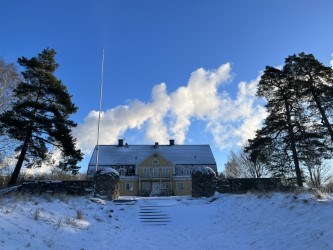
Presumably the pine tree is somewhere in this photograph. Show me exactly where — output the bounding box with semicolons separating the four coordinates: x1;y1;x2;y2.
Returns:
247;54;333;187
256;66;304;186
0;48;83;186
285;53;333;143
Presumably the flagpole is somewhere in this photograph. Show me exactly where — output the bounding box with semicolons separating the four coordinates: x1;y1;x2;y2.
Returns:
96;48;105;172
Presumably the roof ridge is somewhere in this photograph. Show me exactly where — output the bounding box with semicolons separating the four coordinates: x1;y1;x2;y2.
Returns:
89;144;217;167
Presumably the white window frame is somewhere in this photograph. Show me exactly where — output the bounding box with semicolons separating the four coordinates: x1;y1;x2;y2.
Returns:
142;182;150;191
162;167;169;174
182;168;191;176
161;182;170;189
153;168;158;174
176;182;184;191
152;159;159;165
119;168;127;176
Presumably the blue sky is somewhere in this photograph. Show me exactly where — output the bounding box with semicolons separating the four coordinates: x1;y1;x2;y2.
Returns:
1;0;333;173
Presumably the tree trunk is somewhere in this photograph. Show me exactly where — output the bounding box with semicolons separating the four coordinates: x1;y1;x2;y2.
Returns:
307;165;316;187
310;88;333;142
284;99;303;187
7;132;31;186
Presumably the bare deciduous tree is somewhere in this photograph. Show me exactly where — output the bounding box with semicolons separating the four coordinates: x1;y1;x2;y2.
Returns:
224;151;240;178
237;150;269;178
224;149;269;179
0;59;20;112
306;162;332;188
0;59;20;169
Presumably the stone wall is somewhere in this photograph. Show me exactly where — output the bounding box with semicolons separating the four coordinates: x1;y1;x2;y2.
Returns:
17;169;121;199
19;180;94;195
217;178;282;193
17;176;283;197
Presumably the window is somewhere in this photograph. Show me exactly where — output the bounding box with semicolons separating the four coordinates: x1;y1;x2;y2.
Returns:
143;168;149;174
182;168;191;176
119;168;127;176
152;159;159;165
162;167;169;174
152;168;159;177
176;182;184;191
125;182;134;191
161;182;170;189
142;182;150;191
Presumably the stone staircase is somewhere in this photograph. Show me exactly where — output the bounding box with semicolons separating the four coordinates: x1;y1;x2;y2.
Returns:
113;198;137;206
139;205;172;226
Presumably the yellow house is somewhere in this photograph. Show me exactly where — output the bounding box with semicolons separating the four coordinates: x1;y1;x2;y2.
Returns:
87;140;217;196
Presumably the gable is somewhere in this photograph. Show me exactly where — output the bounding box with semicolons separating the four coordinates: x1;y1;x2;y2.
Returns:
138;153;174;167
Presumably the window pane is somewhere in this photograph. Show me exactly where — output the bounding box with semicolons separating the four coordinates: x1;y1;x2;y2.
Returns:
177;182;184;190
125;183;133;191
152;159;159;165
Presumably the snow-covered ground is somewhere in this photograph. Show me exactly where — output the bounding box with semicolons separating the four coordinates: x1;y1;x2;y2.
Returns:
0;191;332;250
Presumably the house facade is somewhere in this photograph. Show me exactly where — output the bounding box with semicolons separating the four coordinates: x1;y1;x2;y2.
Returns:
86;139;217;196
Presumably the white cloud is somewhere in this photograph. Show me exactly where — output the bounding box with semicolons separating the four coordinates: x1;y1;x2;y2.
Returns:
330;53;333;68
203;75;267;150
145;83;171;143
169;64;232;143
74;63;267;160
23;148;63;176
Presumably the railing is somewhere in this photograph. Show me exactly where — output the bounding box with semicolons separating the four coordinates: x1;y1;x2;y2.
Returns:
139;173;172;179
138;188;172;197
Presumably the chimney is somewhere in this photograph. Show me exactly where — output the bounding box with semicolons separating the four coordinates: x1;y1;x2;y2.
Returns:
169;139;175;146
118;139;124;147
154;142;159;148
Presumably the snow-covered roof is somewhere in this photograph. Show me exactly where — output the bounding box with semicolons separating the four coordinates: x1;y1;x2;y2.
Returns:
88;144;217;166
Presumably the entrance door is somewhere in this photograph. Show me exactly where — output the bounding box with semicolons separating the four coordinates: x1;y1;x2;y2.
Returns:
151;182;160;196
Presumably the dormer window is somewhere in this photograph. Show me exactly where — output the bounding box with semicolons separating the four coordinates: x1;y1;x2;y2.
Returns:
182;168;191;176
119;168;127;176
